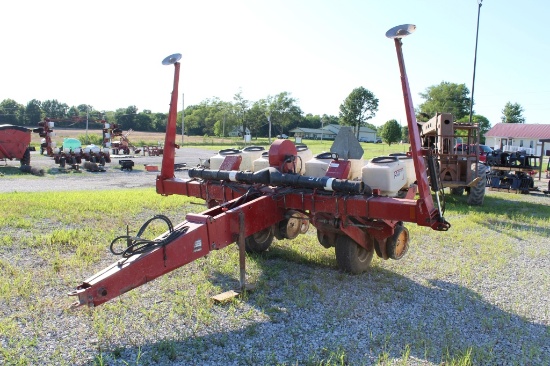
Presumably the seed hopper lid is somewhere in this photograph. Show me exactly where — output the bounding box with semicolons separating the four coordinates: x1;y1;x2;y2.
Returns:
385;24;416;39
162;53;182;65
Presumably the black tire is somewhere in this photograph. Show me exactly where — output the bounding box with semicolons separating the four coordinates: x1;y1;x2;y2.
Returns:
59;157;66;168
450;187;464;196
20;148;30;166
245;226;274;253
99;157;106;166
316;230;336;249
334;235;374;274
467;164;486;206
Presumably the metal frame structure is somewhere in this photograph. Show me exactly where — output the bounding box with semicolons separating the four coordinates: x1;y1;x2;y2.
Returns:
70;26;451;308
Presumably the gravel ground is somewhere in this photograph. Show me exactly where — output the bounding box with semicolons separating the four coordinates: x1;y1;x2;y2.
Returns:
1;151;549;365
0;148;215;193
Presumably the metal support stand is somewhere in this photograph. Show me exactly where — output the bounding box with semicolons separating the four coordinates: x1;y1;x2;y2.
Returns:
211;210;253;303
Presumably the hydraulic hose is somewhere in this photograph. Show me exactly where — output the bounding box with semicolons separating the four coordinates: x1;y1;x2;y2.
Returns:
188;167;368;194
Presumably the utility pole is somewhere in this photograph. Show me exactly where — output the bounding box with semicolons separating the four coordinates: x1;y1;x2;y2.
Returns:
468;0;483;125
223;112;226;138
185;93;188;144
86;107;89;144
320;116;324;142
268;114;272;144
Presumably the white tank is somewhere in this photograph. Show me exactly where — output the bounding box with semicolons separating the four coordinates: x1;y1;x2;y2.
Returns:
349;159;365;180
209;148;242;170
389;153;415;189
240;146;265;171
361;156;408;197
253;151;270;172
295;145;313;175
305;152;334;177
84;145;101;154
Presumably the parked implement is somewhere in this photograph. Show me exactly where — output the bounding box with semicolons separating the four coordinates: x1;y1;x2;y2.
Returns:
485;149;541;194
420;113;486;205
70;26;451;308
0;124;33;166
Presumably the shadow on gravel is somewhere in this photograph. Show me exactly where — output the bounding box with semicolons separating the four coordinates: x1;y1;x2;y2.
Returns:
89;248;550;365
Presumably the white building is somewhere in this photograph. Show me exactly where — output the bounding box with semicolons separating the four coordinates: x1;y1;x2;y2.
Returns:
290;124;377;141
485;123;550;156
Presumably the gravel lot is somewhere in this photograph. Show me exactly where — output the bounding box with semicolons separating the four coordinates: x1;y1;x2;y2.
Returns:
1;150;549;365
0;148;215;193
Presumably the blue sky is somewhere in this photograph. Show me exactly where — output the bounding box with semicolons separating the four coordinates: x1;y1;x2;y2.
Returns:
2;0;549;127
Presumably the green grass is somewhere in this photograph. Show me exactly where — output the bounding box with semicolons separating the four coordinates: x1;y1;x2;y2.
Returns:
0;187;549;365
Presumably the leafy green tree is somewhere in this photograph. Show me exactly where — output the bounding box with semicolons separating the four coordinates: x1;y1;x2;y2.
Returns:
134;113;153;131
301;114;321;129
233;90;249;137
246;102;267;138
417;81;471;121
24;99;42;125
401;125;409;143
501;102;525;123
68;106;79;119
0;99;24;125
114;106;139;130
41;99;69;119
77;104;91;114
151;112;168;132
213;101;237;137
321;114;339;128
339;87;378;139
457;114;491;143
380;119;401;145
183;98;234;136
260;92;302;140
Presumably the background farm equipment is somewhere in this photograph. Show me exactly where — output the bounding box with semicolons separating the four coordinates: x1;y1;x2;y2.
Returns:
119;159;135;171
36;117;114;169
485;148;541;194
420;113;486;205
111;128;142;155
142;144;164;156
0;124;32;166
70;25;452;308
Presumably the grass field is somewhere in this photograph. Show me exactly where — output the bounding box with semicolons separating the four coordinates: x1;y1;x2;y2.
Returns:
33;128;412;159
3;127;548;364
1;181;549;364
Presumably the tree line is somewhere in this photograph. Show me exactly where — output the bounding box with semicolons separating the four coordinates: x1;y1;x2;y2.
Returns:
0;81;525;144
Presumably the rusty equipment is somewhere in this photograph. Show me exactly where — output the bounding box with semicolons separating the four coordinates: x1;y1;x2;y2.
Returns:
70;25;451;308
419;113;487;205
0;124;33;166
36;117;113;168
